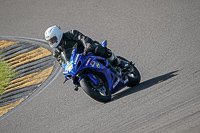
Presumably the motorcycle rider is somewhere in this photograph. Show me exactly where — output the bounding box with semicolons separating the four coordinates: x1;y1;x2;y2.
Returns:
44;25;127;69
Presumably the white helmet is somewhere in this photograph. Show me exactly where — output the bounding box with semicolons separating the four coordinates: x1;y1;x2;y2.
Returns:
45;25;63;48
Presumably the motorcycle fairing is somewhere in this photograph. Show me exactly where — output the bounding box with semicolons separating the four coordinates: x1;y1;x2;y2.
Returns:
62;41;129;94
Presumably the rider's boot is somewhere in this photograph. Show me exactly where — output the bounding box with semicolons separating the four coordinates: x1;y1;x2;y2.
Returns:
108;52;129;69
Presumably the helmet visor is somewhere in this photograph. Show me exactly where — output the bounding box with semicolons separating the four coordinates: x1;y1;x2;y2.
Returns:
47;36;58;46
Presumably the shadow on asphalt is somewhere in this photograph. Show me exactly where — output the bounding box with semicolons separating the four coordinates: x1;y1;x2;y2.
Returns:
112;70;179;101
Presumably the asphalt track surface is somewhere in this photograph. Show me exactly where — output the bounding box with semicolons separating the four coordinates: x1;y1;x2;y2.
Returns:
0;0;200;133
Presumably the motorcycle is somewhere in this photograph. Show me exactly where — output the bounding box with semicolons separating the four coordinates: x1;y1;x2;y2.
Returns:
62;40;141;102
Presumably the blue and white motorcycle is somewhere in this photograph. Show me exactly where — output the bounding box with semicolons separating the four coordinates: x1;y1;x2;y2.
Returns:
62;40;140;102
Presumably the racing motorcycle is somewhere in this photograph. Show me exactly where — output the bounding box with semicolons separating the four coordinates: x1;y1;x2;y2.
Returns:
62;40;140;102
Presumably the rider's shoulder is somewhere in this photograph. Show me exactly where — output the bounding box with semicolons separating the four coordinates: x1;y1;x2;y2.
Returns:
67;29;82;34
64;30;83;38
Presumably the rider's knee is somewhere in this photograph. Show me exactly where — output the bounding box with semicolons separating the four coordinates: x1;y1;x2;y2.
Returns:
94;45;112;58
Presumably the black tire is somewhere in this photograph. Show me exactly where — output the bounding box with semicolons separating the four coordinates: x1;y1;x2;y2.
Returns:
80;76;111;103
117;56;141;87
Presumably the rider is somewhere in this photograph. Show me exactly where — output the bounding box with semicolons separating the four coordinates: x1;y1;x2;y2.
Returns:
44;25;127;68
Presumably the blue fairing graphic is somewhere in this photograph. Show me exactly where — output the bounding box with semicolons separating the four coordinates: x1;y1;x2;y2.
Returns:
62;40;140;102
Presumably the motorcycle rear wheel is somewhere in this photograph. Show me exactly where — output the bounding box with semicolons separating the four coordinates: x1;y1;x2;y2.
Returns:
117;56;141;87
80;76;111;103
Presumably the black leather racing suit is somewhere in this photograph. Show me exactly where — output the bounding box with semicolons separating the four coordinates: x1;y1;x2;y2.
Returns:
53;29;112;66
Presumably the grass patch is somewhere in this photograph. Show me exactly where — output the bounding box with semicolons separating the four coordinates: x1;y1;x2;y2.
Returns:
0;60;17;95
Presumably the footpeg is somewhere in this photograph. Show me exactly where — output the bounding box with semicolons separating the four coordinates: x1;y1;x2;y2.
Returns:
74;86;79;91
63;78;68;84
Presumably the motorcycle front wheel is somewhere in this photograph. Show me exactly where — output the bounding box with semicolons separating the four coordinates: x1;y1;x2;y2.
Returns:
80;76;111;103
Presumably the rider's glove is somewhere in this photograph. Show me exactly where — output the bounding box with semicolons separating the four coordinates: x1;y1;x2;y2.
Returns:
53;48;60;58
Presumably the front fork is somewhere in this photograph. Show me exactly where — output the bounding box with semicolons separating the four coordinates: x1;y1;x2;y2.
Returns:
78;73;99;86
